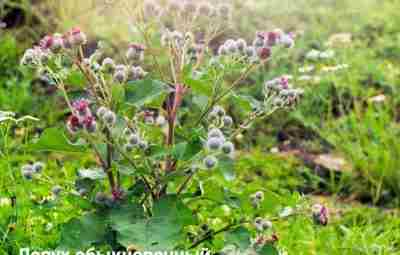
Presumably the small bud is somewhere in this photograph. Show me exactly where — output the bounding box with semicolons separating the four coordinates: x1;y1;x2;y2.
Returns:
126;43;145;62
222;116;233;127
138;140;148;150
78;188;88;196
204;155;218;169
212;105;225;116
21;165;34;180
69;27;87;46
96;106;108;118
236;39;247;52
95;192;108;205
312;204;329;226
83;116;97;133
254;191;264;201
280;34;295;48
128;134;140;145
254;217;264;231
101;57;115;72
39;35;54;50
51;185;63;196
22;169;34;180
245;46;257;58
103;110;117;126
51;34;64;52
129;66;148;80
225;39;237;54
113;70;127;83
32;162;45;173
218;45;228;56
253;35;265;49
208;128;224;139
254;217;272;232
67;115;82;134
221;141;235;154
257;47;271;60
125;143;135;152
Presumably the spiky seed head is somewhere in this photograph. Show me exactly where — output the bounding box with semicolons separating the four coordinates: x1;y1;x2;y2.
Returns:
254;191;264;201
101;57;115;72
206;137;223;151
125;143;135;152
128;134;140;145
222;116;233;127
138;140;148;150
113;70;127;83
51;185;62;196
32;162;45;173
96;106;108;118
236;39;247;52
95;192;108;204
69;27;87;46
208;128;224;139
212;105;225;116
103;110;116;126
221;141;235;154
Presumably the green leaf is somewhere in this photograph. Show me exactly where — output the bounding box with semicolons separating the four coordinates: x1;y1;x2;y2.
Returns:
28;128;86;153
114;195;196;251
231;94;260;112
259;244;279;255
109;203;145;226
126;79;168;107
225;227;251;252
218;156;236;181
58;213;108;250
65;70;86;88
184;77;213;96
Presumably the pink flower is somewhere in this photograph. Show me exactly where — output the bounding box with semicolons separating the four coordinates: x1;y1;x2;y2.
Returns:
67;115;82;133
39;35;54;50
312;204;329;226
257;47;271;60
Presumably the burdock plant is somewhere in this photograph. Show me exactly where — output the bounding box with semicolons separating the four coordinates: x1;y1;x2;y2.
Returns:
21;0;305;253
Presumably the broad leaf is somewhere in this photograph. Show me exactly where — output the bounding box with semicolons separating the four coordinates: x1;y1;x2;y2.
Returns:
28;128;86;153
114;195;196;251
218;156;236;181
126;79;168;107
58;213;108;250
225;227;251;252
258;244;279;255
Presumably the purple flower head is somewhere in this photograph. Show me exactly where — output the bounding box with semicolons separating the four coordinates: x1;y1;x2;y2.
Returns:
72;99;90;116
39;35;54;50
312;204;329;226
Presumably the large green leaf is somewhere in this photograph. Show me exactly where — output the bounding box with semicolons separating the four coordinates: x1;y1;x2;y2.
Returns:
258;244;279;255
225;227;251;252
184;77;213;96
58;213;108;250
218;156;236;181
28;127;86;153
114;195;196;251
126;79;168;107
